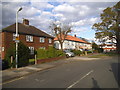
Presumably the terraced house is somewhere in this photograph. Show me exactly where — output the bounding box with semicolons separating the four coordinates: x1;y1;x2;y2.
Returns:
0;19;54;60
54;35;92;50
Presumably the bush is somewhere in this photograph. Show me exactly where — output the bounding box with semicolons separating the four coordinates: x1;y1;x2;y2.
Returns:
37;48;47;59
5;42;30;68
37;46;65;59
18;42;30;67
87;51;92;54
98;48;103;53
2;59;9;70
71;50;82;56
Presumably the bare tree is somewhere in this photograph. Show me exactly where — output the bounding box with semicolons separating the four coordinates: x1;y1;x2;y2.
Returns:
50;22;72;50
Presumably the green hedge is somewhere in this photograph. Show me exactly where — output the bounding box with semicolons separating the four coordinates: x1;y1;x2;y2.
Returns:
37;46;65;59
71;50;82;55
5;42;30;68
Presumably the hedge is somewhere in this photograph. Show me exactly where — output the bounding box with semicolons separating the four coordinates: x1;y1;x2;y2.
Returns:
37;46;65;59
5;42;30;68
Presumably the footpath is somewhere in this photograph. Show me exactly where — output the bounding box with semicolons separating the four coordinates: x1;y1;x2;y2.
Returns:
1;53;104;84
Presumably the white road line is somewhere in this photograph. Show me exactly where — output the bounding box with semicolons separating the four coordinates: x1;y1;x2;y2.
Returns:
66;70;94;90
0;77;24;85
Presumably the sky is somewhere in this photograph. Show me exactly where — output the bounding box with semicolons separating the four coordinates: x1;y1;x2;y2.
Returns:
0;0;119;42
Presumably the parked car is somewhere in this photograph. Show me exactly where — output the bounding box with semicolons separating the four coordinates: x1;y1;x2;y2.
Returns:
64;50;75;58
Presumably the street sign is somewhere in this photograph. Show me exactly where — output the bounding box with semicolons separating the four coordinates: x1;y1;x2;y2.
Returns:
15;36;19;40
15;36;20;43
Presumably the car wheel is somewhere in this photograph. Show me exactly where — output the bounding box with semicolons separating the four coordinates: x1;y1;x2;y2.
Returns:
66;54;69;58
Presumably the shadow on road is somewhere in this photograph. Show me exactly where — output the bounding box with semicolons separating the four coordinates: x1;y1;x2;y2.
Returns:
111;63;120;87
91;78;101;90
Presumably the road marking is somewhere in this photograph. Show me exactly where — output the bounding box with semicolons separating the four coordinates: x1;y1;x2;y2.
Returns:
66;70;94;90
0;77;24;85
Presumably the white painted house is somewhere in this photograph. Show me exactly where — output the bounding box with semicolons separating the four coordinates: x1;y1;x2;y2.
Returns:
54;35;92;50
99;44;116;52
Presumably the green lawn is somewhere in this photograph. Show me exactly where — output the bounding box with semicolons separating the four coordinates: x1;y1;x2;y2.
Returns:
29;59;35;63
88;54;109;58
88;53;117;58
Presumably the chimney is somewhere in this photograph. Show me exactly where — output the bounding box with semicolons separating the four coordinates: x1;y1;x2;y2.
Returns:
74;34;76;37
23;19;29;25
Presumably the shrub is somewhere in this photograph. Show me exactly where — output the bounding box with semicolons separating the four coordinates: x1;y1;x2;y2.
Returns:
5;43;16;68
47;46;57;58
18;42;30;67
71;50;82;56
37;48;47;59
5;42;30;68
87;51;92;54
37;46;65;59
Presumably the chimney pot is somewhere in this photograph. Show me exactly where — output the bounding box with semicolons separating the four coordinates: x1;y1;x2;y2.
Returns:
74;34;76;37
23;19;29;25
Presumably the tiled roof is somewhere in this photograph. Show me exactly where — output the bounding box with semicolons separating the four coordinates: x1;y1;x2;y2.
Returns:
2;23;54;38
54;35;88;43
103;48;116;49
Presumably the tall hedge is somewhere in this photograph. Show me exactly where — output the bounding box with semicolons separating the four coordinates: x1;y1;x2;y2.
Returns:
37;46;65;59
5;42;30;68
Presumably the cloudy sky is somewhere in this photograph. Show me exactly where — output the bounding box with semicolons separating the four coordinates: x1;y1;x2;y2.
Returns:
0;0;119;42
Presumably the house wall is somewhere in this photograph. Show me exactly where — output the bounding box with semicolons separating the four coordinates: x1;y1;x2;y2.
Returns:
0;32;54;60
54;40;92;50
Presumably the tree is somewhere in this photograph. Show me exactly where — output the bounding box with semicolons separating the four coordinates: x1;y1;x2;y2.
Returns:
92;2;120;55
50;22;72;50
92;42;99;50
5;42;30;68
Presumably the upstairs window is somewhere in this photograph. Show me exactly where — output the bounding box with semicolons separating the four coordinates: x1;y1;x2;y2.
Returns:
40;37;45;43
48;38;52;43
26;35;33;42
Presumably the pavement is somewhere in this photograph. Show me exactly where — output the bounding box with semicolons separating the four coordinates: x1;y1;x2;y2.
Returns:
1;54;109;84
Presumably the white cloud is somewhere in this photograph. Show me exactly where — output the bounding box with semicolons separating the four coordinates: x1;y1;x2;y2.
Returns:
30;2;54;9
53;4;76;13
1;1;118;42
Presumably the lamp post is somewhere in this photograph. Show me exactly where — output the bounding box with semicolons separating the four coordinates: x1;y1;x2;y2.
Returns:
15;7;22;69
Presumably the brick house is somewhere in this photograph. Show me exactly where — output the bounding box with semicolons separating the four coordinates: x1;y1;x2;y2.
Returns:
0;19;54;60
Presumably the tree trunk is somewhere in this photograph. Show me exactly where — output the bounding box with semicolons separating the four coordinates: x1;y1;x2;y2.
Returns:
60;42;63;51
116;35;120;55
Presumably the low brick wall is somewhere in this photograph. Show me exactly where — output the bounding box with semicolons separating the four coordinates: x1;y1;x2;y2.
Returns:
37;56;66;64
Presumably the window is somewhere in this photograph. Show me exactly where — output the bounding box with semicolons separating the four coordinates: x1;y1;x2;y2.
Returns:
40;37;45;43
29;47;34;54
48;38;52;43
13;33;19;41
26;35;33;42
39;47;46;49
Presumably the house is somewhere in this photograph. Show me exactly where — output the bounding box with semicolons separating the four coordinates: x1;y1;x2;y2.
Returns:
54;35;92;50
99;44;116;52
0;19;54;60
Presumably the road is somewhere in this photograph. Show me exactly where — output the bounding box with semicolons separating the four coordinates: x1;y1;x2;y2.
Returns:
2;56;119;89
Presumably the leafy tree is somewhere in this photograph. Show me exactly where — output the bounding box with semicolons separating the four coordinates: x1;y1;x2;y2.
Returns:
92;42;99;50
92;2;120;55
50;22;72;51
5;42;30;68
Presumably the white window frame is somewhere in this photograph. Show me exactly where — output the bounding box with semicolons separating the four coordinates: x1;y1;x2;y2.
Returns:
39;47;46;49
48;38;52;43
29;47;34;54
26;35;33;42
40;37;45;43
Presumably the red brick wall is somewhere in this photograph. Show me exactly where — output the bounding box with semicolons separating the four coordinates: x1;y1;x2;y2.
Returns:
1;32;54;59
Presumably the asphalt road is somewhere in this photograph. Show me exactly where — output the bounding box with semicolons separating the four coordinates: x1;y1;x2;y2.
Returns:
2;56;119;89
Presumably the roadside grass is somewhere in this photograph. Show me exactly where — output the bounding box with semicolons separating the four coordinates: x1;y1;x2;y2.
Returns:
88;53;117;58
88;54;108;58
